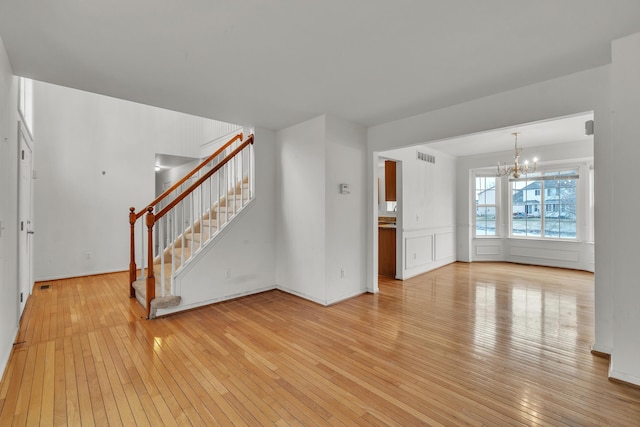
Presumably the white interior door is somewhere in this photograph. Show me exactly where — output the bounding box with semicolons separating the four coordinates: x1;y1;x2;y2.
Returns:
18;122;33;319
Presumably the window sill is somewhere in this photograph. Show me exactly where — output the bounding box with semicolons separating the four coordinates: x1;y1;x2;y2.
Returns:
507;236;582;243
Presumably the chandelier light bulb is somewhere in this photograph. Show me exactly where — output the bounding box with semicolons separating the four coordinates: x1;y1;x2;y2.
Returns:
496;132;537;178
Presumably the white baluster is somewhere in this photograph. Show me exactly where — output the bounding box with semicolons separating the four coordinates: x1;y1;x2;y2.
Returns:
139;221;145;278
171;208;176;295
159;216;165;297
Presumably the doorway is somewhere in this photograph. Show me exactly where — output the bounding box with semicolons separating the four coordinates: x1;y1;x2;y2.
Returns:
377;158;400;278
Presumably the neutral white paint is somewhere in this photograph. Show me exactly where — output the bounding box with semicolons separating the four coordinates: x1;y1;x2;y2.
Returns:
379;145;457;279
277;115;367;305
2;2;640;130
32;82;235;280
17;124;33;316
0;34;20;380
155;157;198;199
276;116;327;303
0;3;638;389
325;115;367;303
609;32;640;385
367;63;616;371
427;112;593;157
458;140;594;272
160;128;277;316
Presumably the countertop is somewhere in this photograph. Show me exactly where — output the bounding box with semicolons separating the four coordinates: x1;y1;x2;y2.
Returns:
378;223;396;229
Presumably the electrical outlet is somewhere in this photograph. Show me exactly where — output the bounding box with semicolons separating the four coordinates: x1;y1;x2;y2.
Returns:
86;252;92;260
225;268;231;279
340;268;345;279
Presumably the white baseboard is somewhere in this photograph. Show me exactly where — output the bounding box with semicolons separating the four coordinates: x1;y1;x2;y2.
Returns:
609;368;640;387
0;326;19;384
590;343;612;355
157;284;276;317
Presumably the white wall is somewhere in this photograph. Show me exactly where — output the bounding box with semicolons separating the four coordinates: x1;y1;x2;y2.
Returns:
609;32;640;385
33;82;229;280
0;35;20;380
277;115;367;305
155;158;198;198
276;116;327;302
380;145;457;279
368;64;617;374
160;127;277;314
325;115;367;303
458;140;594;272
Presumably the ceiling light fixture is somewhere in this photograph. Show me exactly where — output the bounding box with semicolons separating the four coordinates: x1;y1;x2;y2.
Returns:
497;132;537;179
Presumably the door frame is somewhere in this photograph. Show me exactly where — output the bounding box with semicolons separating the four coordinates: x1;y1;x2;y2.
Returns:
17;120;34;320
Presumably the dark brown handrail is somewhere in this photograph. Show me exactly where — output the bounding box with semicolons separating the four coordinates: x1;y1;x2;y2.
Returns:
141;135;253;317
129;132;243;294
156;134;254;221
134;132;243;219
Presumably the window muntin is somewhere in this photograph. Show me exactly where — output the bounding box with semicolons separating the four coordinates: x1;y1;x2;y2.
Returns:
510;169;578;239
475;176;497;236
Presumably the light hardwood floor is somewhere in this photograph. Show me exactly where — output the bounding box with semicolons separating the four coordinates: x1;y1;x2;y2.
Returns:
1;262;639;426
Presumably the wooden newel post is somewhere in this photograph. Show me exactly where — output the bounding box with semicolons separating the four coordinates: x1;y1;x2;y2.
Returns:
145;206;156;319
129;207;137;297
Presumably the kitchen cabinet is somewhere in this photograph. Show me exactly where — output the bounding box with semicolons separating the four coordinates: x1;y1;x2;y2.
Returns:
385;160;396;201
378;226;396;277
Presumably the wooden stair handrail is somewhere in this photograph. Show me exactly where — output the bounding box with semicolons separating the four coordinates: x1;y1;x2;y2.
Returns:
155;134;254;221
129;131;244;297
133;132;243;219
130;133;254;310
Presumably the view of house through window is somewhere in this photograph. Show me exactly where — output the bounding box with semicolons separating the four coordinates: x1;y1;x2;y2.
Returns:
510;169;578;239
475;176;497;236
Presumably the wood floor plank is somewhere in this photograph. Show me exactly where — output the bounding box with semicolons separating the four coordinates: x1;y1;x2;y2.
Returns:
39;340;56;425
53;338;67;426
1;265;640;425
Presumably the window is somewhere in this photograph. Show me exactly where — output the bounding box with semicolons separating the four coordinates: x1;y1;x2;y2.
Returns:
19;77;34;137
475;176;497;236
510;169;578;239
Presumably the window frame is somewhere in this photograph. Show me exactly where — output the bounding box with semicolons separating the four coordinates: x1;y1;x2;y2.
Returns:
508;166;580;241
473;173;500;238
18;77;34;139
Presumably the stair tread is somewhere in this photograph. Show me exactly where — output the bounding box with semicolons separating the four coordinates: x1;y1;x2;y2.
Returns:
186;228;216;242
133;174;253;317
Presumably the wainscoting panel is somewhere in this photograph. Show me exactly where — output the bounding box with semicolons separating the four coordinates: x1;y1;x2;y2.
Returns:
435;232;455;260
472;238;505;262
405;235;433;270
476;244;502;256
509;245;580;262
471;237;593;272
400;226;456;280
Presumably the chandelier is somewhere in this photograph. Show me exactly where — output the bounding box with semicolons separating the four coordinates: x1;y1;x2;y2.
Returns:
497;132;537;179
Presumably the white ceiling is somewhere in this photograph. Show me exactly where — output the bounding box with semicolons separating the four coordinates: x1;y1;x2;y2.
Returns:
1;1;639;131
425;112;594;157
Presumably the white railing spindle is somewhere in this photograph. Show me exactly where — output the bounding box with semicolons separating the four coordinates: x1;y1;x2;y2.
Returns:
131;134;254;310
139;222;145;278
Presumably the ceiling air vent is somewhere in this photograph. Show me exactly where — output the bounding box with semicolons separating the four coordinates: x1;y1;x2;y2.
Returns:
417;151;435;164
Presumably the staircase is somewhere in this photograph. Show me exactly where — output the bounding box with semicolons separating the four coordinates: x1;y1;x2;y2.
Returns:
129;133;254;318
